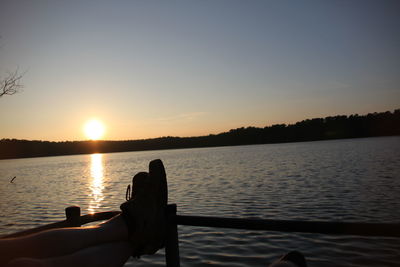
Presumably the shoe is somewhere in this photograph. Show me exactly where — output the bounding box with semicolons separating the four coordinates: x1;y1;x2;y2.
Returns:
120;159;168;257
120;171;148;238
142;159;168;254
279;251;307;267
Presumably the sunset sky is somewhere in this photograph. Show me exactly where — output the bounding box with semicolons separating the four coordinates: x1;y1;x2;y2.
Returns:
0;0;399;141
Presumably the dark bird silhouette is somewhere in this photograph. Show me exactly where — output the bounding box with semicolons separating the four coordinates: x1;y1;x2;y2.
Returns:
10;176;16;183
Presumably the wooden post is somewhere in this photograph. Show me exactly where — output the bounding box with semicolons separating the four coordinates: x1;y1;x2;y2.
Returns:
165;204;180;267
65;206;81;227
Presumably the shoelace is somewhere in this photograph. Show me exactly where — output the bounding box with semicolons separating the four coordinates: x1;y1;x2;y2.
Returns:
125;184;131;201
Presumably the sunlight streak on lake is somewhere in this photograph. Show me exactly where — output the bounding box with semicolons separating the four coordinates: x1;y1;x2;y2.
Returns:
88;153;104;213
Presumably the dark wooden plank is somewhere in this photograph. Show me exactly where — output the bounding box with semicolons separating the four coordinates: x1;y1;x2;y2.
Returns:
176;215;400;237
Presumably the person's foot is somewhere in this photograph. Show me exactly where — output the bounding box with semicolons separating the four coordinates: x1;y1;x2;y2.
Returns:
269;251;307;267
120;159;168;257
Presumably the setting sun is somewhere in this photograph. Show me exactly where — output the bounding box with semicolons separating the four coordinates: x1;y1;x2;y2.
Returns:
84;119;105;140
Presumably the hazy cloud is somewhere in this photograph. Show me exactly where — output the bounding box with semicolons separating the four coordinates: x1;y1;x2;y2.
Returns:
156;112;207;123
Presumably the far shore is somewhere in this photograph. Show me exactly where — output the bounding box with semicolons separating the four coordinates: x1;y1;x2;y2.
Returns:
1;109;399;160
1;135;399;161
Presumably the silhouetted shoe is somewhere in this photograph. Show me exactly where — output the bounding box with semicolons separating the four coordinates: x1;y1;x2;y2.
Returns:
277;251;307;267
144;159;168;253
120;159;168;257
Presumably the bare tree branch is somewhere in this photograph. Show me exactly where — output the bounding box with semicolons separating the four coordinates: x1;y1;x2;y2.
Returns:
0;70;23;98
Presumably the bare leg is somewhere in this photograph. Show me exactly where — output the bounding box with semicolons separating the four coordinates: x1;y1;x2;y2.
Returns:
6;241;132;267
2;159;169;266
0;215;128;265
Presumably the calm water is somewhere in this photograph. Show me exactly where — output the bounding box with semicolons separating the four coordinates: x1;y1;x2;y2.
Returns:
1;137;399;266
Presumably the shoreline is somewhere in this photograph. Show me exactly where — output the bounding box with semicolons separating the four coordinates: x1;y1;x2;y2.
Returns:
2;109;399;160
1;135;398;161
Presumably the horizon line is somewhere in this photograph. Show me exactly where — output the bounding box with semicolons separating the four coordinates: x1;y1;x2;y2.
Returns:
1;108;398;143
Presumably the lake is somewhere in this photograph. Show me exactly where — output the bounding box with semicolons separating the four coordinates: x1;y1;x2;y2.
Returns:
1;136;399;266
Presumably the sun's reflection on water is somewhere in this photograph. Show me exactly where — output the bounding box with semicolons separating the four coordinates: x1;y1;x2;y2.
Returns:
88;153;104;213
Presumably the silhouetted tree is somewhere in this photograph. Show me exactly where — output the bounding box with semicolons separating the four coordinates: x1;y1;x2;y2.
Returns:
0;70;23;98
0;109;399;159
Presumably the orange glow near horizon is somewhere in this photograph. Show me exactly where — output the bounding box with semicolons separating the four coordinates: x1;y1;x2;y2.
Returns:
84;119;105;140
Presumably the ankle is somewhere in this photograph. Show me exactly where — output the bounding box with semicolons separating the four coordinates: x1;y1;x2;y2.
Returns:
101;214;130;240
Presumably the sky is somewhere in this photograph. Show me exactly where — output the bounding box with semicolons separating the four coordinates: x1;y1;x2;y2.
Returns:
0;0;399;141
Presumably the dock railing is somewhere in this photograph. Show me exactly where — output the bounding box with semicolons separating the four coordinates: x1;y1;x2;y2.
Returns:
2;204;400;267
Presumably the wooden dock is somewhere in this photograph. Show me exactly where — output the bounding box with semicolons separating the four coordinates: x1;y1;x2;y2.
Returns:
2;204;400;267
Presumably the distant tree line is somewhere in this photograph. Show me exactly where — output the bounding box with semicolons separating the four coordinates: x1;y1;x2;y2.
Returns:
1;109;399;160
